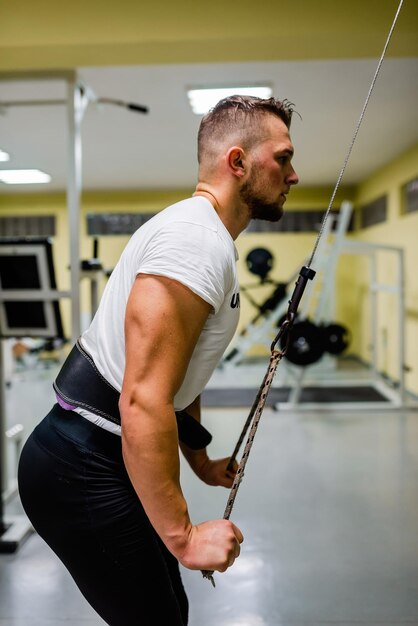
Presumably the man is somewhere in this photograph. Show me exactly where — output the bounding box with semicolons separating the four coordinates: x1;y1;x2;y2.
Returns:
18;95;299;625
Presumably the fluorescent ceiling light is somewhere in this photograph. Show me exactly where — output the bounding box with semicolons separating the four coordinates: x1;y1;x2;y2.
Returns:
187;85;273;115
0;149;10;162
0;169;51;185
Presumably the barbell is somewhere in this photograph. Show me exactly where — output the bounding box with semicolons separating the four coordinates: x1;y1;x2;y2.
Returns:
279;319;351;366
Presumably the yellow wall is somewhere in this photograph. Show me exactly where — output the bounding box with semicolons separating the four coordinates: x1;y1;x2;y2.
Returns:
1;143;418;394
0;185;351;336
350;143;418;394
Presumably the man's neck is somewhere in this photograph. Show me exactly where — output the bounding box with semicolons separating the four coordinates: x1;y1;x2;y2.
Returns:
193;184;250;240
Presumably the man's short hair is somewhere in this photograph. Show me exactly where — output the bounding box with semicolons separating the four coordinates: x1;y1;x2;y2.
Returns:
197;95;295;167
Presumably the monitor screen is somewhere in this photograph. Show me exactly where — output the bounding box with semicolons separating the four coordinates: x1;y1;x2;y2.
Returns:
0;238;64;338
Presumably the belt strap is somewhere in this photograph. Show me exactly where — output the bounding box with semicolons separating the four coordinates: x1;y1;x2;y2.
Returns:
54;341;121;425
53;340;212;449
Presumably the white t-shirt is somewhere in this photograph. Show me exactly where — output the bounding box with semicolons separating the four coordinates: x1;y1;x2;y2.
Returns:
78;196;240;433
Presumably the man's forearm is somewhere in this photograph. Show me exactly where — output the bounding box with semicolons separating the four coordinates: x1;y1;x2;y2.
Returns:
121;403;192;559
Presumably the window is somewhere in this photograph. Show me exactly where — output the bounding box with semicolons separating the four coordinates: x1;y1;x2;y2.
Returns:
404;177;418;214
0;215;55;237
359;196;387;228
87;213;156;236
245;209;354;233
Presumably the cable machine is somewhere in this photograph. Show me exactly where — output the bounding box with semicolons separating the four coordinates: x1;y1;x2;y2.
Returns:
0;70;148;551
276;240;406;410
222;202;354;369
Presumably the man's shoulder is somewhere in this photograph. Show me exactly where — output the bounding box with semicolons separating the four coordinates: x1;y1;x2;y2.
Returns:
162;196;218;230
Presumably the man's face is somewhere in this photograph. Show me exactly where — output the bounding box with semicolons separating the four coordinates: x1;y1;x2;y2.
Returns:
240;116;299;222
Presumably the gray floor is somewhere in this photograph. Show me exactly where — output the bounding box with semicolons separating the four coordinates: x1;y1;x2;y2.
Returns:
1;360;418;625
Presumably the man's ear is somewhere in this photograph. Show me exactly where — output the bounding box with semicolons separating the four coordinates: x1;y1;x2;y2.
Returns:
227;147;246;178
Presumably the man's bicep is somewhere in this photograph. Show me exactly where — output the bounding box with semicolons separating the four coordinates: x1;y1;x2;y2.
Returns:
122;273;212;403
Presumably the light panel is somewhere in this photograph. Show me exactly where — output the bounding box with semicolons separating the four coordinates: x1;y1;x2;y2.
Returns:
0;149;10;162
0;169;51;185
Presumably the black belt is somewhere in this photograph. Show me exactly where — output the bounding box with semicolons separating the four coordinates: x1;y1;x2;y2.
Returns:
53;340;212;450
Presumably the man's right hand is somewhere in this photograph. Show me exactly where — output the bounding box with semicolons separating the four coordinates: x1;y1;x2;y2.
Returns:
178;519;244;572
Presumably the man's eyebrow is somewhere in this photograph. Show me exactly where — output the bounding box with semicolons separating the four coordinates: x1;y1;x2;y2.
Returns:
275;148;294;157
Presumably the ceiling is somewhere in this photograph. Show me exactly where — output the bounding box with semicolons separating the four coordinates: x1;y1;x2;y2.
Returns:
0;1;417;195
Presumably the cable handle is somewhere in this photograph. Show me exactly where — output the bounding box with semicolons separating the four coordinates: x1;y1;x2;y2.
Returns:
271;266;316;352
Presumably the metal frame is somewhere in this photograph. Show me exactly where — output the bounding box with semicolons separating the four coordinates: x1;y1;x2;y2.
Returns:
221;202;354;369
217;199;409;411
274;240;407;411
0;70;83;551
0;69;83;342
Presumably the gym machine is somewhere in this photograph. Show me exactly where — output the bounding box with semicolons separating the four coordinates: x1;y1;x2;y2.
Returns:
0;70;148;551
218;201;408;410
224;245;351;368
222;202;353;369
0;237;66;551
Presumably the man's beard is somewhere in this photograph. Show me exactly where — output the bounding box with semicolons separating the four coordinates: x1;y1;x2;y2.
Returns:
239;171;284;223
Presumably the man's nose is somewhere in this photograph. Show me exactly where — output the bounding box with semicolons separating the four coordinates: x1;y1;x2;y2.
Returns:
287;165;299;186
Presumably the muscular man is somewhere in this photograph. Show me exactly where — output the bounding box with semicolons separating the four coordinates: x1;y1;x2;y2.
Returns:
18;95;298;625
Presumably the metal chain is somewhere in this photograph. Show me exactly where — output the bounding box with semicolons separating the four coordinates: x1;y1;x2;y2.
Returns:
201;348;284;585
222;349;284;520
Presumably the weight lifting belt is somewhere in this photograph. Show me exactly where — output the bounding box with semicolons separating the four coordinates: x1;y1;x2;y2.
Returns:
53;340;212;450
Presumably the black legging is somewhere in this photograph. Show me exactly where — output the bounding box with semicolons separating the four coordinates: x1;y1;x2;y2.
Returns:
17;404;188;626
